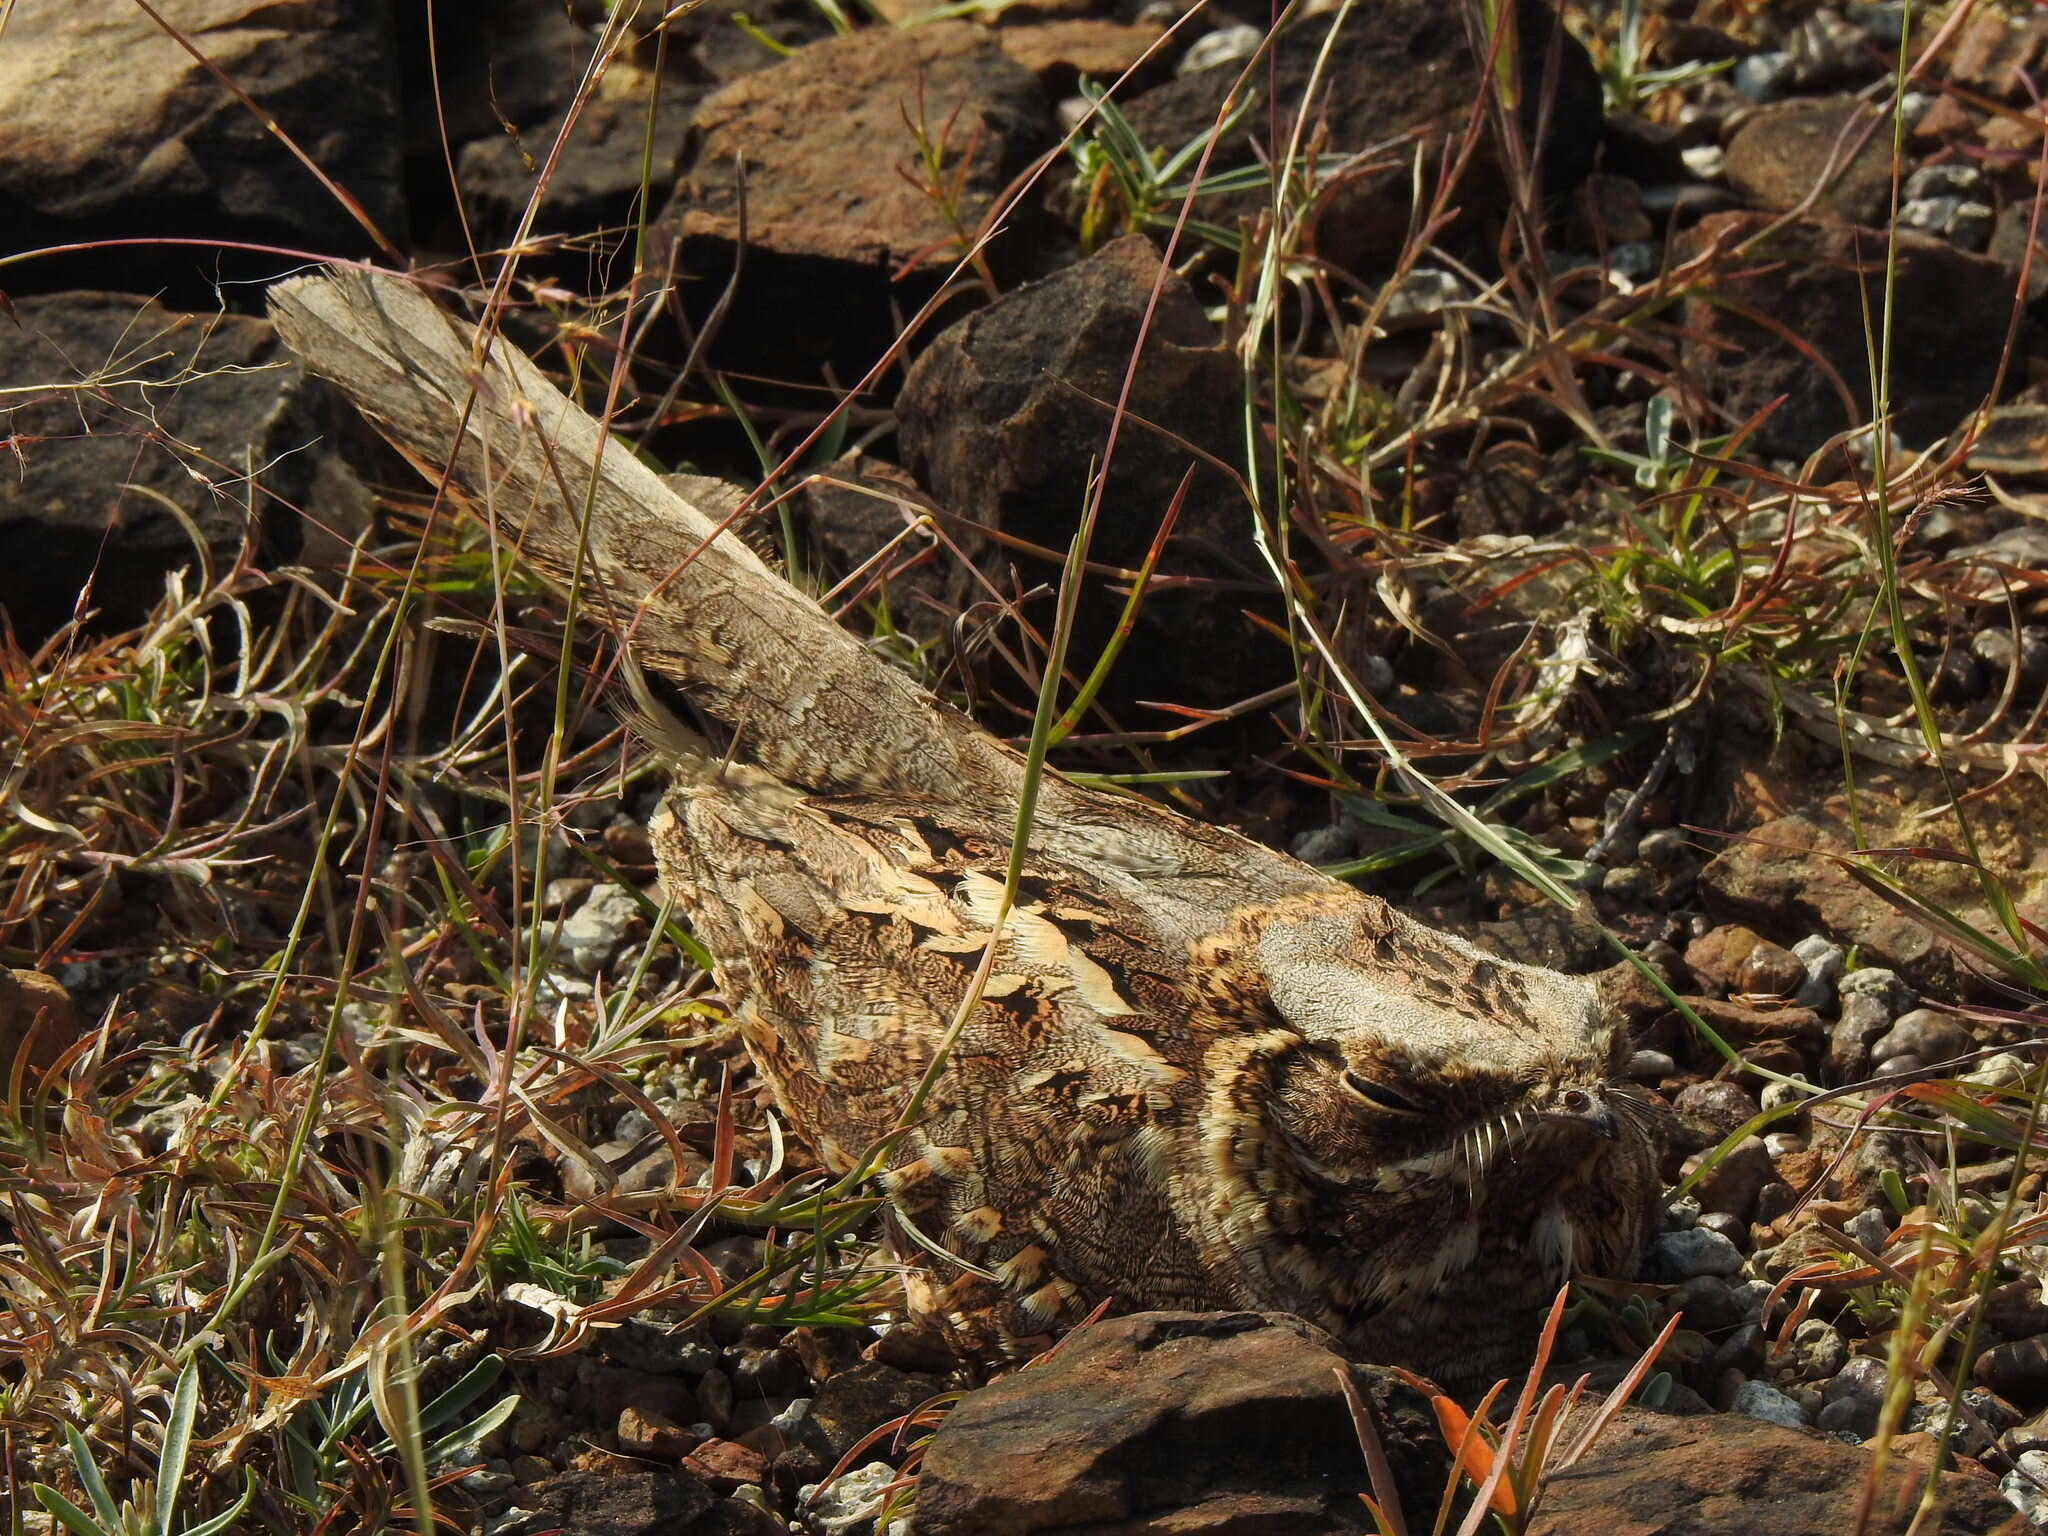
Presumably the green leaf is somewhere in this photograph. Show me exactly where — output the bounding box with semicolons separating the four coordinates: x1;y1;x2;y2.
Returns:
157;1359;200;1536
32;1485;112;1536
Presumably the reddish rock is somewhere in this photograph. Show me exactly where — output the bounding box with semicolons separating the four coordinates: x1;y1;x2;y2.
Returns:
1526;1408;2031;1534
909;1311;1441;1535
1685;924;1766;994
682;1437;770;1492
661;23;1050;383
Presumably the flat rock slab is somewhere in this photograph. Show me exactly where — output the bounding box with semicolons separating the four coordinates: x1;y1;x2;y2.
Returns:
1527;1408;2033;1535
0;0;403;273
0;292;332;640
909;1311;1440;1535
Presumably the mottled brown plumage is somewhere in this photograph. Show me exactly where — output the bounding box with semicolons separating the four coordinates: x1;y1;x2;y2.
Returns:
270;269;1661;1382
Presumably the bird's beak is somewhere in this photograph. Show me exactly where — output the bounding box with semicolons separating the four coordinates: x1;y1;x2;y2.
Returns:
1546;1090;1621;1141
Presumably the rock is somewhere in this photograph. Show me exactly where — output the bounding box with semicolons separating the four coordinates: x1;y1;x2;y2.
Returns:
618;1404;705;1459
1828;992;1896;1082
909;1311;1439;1535
1679;997;1826;1053
0;1;405;289
897;234;1278;713
1874;1008;1973;1067
774;1360;943;1495
500;1470;716;1535
1780;1319;1848;1383
1738;940;1807;998
1978;1340;2048;1408
1626;1049;1676;1081
1841;967;1917;1014
995;20;1172;97
794;454;982;656
1724;97;1893;225
1668;1274;1744;1336
1701;814;1993;996
660;23;1051;385
1792;934;1847;1008
1733;1379;1813;1427
2001;1449;2048;1526
1111;0;1601;272
1676;214;2018;460
1693;1136;1776;1221
802;1461;899;1536
1527;1408;2030;1533
459;65;699;257
0;293;333;641
1652;1227;1746;1280
1823;1356;1890;1430
1684;923;1766;994
1674;1080;1764;1140
682;1438;770;1493
0;969;80;1077
549;884;647;976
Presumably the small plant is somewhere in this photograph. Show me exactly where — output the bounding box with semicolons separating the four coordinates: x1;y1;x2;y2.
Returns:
32;1360;256;1536
1343;1285;1680;1536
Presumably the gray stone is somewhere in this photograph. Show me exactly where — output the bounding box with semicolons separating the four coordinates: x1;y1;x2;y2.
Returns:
1653;1227;1746;1280
1783;1319;1848;1383
1668;1275;1744;1336
1662;1196;1703;1232
1841;967;1916;1014
1829;991;1897;1081
2001;1449;2048;1526
1792;934;1847;1009
803;1461;898;1536
554;885;647;977
1874;1008;1973;1067
1177;23;1262;75
1733;1379;1812;1427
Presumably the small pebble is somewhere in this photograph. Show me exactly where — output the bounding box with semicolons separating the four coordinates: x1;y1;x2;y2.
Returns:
1602;865;1652;903
1662;1196;1703;1232
1674;1080;1762;1139
1782;1318;1848;1383
1760;1078;1813;1114
2001;1449;2048;1526
1763;1132;1806;1158
1714;1323;1768;1376
1828;992;1895;1080
1841;967;1915;1015
1792;935;1846;1010
1733;1279;1776;1323
1842;1206;1891;1252
1874;1008;1972;1067
1637;827;1691;869
1653;1226;1745;1280
1964;1053;2030;1089
1874;1054;1925;1078
1380;268;1470;321
1177;23;1262;75
803;1462;900;1536
1737;940;1805;998
1731;52;1794;101
1668;1274;1744;1335
1697;1211;1748;1246
1733;1378;1812;1427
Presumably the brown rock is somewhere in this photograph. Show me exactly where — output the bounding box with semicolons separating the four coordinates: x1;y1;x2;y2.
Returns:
1738;940;1806;999
897;234;1279;714
516;1469;717;1535
617;1404;705;1460
995;20;1171;97
1673;1079;1763;1140
0;1;403;277
1684;924;1765;995
909;1311;1441;1535
1977;1338;2048;1408
1950;8;2048;102
1677;214;2018;461
1678;996;1826;1049
1526;1407;2032;1534
1113;0;1601;271
681;1437;770;1492
661;23;1051;383
0;294;329;641
1692;1135;1776;1221
0;969;80;1076
1724;97;1893;226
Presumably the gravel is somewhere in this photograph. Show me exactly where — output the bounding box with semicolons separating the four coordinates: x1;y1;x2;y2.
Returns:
1732;1379;1812;1427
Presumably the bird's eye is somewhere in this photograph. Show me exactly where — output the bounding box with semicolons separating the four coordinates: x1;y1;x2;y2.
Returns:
1343;1069;1426;1116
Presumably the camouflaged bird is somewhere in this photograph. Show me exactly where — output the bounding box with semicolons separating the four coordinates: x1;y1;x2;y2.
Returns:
270;269;1662;1382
